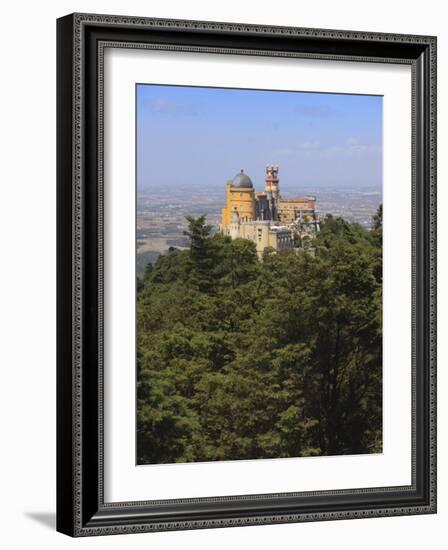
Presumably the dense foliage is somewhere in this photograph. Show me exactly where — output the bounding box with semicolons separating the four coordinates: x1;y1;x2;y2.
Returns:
137;208;383;464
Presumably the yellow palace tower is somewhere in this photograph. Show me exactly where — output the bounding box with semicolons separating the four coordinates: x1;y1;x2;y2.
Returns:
221;169;256;227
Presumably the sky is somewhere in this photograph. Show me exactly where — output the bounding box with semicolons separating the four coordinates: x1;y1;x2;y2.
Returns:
136;84;382;192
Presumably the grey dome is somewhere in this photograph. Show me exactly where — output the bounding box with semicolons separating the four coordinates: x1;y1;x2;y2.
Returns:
232;169;253;189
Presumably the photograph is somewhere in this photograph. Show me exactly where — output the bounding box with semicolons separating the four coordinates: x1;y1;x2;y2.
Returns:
135;84;384;465
0;0;441;543
54;9;436;538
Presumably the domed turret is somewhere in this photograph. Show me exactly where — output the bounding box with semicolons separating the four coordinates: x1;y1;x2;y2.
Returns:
232;169;253;189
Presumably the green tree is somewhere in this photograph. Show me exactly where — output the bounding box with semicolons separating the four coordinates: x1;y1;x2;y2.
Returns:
183;215;216;293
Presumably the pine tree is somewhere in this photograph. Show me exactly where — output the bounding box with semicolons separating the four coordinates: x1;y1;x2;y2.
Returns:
183;215;216;292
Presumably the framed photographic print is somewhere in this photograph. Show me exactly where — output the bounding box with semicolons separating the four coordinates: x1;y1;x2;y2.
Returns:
56;13;437;537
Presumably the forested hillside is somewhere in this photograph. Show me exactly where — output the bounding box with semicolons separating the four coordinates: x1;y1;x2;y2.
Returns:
137;207;383;464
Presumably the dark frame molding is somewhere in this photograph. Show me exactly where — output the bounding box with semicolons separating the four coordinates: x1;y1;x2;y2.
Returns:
57;13;437;537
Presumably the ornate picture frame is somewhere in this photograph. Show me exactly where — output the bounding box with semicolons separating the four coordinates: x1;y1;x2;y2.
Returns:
57;13;437;536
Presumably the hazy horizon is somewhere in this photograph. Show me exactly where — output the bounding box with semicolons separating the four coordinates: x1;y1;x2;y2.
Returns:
137;84;383;193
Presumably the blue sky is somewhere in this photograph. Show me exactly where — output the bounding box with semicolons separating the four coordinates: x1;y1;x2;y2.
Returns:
136;84;382;192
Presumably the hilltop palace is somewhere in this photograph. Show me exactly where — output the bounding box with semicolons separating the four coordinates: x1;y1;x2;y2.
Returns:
220;165;320;258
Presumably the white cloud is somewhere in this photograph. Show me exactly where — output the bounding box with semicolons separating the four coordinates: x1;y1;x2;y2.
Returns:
149;97;204;117
274;138;381;160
